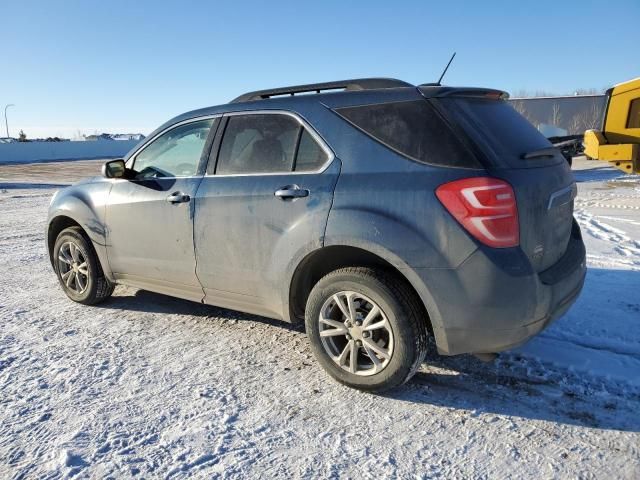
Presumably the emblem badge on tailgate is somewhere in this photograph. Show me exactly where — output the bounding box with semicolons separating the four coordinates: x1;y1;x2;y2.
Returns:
533;244;544;260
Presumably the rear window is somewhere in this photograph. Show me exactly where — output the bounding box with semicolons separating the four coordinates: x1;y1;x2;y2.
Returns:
334;100;480;168
444;97;561;168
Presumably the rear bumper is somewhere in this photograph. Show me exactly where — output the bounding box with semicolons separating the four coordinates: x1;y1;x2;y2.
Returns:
418;220;586;355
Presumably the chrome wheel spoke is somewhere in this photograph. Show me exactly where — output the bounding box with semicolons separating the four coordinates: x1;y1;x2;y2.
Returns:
69;243;80;262
320;316;347;332
364;345;382;371
320;328;347;337
346;293;357;324
349;340;358;374
363;338;391;360
75;272;86;292
362;305;380;328
319;290;394;377
58;252;72;265
333;293;351;321
77;262;88;276
62;270;73;286
363;318;387;332
337;340;352;366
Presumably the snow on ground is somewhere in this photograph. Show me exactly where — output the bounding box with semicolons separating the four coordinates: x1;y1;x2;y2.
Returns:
0;159;639;478
516;161;640;392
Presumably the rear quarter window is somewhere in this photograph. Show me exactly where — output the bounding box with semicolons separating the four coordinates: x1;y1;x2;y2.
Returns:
294;129;329;172
334;100;481;168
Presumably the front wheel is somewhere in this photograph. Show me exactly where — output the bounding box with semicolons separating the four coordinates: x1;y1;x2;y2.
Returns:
305;267;428;392
53;226;114;305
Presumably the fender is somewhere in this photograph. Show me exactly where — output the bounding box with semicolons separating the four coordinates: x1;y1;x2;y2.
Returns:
46;179;115;282
280;206;476;349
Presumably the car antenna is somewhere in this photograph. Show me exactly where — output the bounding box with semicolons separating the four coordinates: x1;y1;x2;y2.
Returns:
436;52;456;86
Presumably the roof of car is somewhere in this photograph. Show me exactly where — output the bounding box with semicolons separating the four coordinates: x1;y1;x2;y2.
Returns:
147;79;508;145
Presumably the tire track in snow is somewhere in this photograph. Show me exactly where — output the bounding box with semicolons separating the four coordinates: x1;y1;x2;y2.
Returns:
574;208;640;263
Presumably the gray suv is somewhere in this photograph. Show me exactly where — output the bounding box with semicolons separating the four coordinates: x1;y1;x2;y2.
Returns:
47;78;586;391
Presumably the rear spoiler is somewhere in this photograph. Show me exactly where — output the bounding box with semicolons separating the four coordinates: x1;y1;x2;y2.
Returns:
418;85;509;100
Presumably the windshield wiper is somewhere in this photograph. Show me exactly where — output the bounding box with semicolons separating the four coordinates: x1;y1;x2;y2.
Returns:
521;147;558;160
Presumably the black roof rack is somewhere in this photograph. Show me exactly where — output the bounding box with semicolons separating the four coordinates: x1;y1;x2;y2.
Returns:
230;78;414;103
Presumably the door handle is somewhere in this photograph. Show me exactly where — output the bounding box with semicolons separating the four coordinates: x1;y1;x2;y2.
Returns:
274;185;309;200
166;192;191;204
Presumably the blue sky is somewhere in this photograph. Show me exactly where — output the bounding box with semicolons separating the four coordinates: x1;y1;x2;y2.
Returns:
2;0;638;138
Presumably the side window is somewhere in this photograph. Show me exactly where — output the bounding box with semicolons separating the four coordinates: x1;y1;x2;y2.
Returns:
627;98;640;128
133;118;215;179
217;114;300;174
294;130;329;172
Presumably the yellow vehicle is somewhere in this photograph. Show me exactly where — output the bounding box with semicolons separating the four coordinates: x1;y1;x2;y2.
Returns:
584;77;640;173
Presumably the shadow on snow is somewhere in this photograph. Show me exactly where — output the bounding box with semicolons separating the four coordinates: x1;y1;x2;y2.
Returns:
96;269;640;433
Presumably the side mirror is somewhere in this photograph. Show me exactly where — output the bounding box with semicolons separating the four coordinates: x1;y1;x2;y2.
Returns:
102;159;126;179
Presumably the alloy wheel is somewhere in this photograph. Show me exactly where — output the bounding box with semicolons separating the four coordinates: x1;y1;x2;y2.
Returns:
57;241;89;294
318;291;394;376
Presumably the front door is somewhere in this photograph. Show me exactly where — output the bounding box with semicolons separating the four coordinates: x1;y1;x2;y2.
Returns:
194;112;339;318
106;117;218;301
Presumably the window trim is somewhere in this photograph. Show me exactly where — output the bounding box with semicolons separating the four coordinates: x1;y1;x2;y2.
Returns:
207;110;335;177
125;115;222;179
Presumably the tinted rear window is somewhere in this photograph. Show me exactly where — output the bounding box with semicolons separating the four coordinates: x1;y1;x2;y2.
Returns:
334;100;480;168
444;97;561;168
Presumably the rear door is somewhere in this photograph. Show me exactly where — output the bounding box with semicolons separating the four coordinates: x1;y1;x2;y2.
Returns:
106;117;218;301
438;95;576;271
194;111;339;318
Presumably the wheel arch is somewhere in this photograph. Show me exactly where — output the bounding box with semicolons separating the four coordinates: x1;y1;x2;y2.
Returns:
47;213;114;283
47;215;82;266
47;181;114;281
287;244;437;338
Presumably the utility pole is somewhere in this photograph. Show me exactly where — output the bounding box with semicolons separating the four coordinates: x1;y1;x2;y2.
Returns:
4;104;15;138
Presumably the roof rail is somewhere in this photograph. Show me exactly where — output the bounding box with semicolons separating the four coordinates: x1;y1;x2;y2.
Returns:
230;78;413;103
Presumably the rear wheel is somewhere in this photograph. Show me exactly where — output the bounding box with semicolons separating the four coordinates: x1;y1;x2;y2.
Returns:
53;226;114;305
305;267;428;392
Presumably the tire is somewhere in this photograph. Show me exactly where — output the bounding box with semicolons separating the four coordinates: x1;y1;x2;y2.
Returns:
305;267;428;392
53;226;115;305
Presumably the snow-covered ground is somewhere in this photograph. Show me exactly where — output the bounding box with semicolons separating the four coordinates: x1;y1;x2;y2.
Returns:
0;159;639;478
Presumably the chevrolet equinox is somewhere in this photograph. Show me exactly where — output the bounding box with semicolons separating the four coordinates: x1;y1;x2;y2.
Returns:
47;78;586;391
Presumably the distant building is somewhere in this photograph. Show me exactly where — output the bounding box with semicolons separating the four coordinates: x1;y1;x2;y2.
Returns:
112;133;145;141
85;133;145;141
85;133;115;141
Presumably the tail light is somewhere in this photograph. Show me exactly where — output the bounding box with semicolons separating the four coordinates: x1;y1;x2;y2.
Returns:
436;177;519;248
